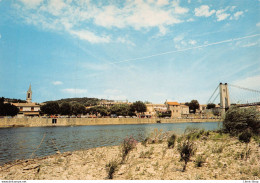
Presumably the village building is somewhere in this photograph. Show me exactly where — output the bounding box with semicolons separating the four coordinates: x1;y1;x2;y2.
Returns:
99;100;131;108
165;101;190;118
145;104;167;117
12;85;40;117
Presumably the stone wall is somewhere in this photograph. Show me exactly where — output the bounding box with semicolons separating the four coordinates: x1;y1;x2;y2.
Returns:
0;117;222;128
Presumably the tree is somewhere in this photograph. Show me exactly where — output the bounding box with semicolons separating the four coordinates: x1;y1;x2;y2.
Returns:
87;106;109;116
60;102;72;115
110;104;131;116
0;98;19;116
71;103;87;115
207;103;216;109
223;106;260;134
130;101;147;114
40;102;60;115
188;100;200;114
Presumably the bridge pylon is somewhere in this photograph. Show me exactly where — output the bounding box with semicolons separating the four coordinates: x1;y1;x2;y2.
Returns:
219;83;230;115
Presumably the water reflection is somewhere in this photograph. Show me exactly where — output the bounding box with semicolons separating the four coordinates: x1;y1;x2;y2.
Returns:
0;122;222;165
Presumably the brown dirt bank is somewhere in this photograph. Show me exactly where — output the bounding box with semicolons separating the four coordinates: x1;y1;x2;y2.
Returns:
0;131;259;180
0;117;222;128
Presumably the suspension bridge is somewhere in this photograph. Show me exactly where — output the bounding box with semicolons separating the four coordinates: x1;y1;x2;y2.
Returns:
207;83;260;114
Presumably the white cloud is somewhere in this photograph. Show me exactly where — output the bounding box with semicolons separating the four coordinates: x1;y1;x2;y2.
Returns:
194;5;215;17
257;22;260;27
18;0;43;8
0;34;1;39
230;6;236;11
46;0;66;16
62;88;88;94
233;11;243;20
187;18;194;22
216;9;230;21
69;30;111;44
173;34;184;42
52;81;63;85
156;0;169;6
14;0;189;42
241;42;258;48
233;75;260;89
189;40;197;45
158;25;167;35
236;40;259;48
173;35;197;49
116;37;135;46
174;5;189;14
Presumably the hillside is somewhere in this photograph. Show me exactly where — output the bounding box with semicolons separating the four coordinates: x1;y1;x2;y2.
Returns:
44;97;107;107
2;97;27;103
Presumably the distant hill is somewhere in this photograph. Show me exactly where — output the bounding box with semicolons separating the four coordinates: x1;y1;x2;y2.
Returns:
2;97;27;103
44;97;106;107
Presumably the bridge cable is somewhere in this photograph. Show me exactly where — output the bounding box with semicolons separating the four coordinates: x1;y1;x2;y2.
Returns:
212;93;220;104
207;85;219;104
229;84;260;94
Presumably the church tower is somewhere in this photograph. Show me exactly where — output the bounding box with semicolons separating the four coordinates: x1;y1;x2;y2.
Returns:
26;84;32;103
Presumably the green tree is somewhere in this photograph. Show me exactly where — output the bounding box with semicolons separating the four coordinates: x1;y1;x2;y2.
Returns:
110;104;131;116
40;102;60;115
206;103;216;109
87;106;109;116
71;103;87;115
188;100;200;114
223;106;260;134
0;102;19;116
60;102;72;115
130;101;147;114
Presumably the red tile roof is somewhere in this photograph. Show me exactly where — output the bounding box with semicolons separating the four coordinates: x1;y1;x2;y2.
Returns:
166;102;180;106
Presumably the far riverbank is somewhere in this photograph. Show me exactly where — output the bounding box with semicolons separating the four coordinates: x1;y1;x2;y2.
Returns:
0;117;221;128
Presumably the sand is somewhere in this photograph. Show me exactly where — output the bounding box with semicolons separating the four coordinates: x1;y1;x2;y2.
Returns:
0;131;259;180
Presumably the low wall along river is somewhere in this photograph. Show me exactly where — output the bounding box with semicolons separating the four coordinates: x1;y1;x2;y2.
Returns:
0;117;221;128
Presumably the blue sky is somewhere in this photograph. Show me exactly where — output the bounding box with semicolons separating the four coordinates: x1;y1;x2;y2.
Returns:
0;0;259;104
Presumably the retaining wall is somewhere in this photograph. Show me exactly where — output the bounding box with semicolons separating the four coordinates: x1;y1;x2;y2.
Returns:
0;117;222;128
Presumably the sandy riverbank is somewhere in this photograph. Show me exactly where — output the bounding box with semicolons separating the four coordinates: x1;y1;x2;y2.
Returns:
0;131;259;180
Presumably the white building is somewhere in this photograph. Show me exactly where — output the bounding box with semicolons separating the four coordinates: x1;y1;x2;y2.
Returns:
12;85;41;117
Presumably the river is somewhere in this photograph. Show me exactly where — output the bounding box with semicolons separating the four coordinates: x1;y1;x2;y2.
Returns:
0;122;222;165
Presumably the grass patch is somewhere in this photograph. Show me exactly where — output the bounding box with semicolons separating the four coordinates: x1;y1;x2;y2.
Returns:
140;147;154;158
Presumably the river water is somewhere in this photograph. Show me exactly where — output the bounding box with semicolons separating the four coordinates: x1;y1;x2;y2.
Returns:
0;122;222;165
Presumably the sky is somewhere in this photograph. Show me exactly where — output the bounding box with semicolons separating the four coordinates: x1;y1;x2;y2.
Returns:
0;0;259;104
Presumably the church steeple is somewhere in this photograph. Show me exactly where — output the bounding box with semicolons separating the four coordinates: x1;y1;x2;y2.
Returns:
26;84;32;103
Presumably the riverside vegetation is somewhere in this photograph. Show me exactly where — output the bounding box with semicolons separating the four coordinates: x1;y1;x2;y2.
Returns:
0;107;259;180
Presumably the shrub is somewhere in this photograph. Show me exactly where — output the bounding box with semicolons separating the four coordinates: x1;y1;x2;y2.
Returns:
106;160;118;179
168;134;176;148
177;140;195;171
149;128;164;144
238;131;252;143
121;136;137;162
195;155;205;167
223;106;260;135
